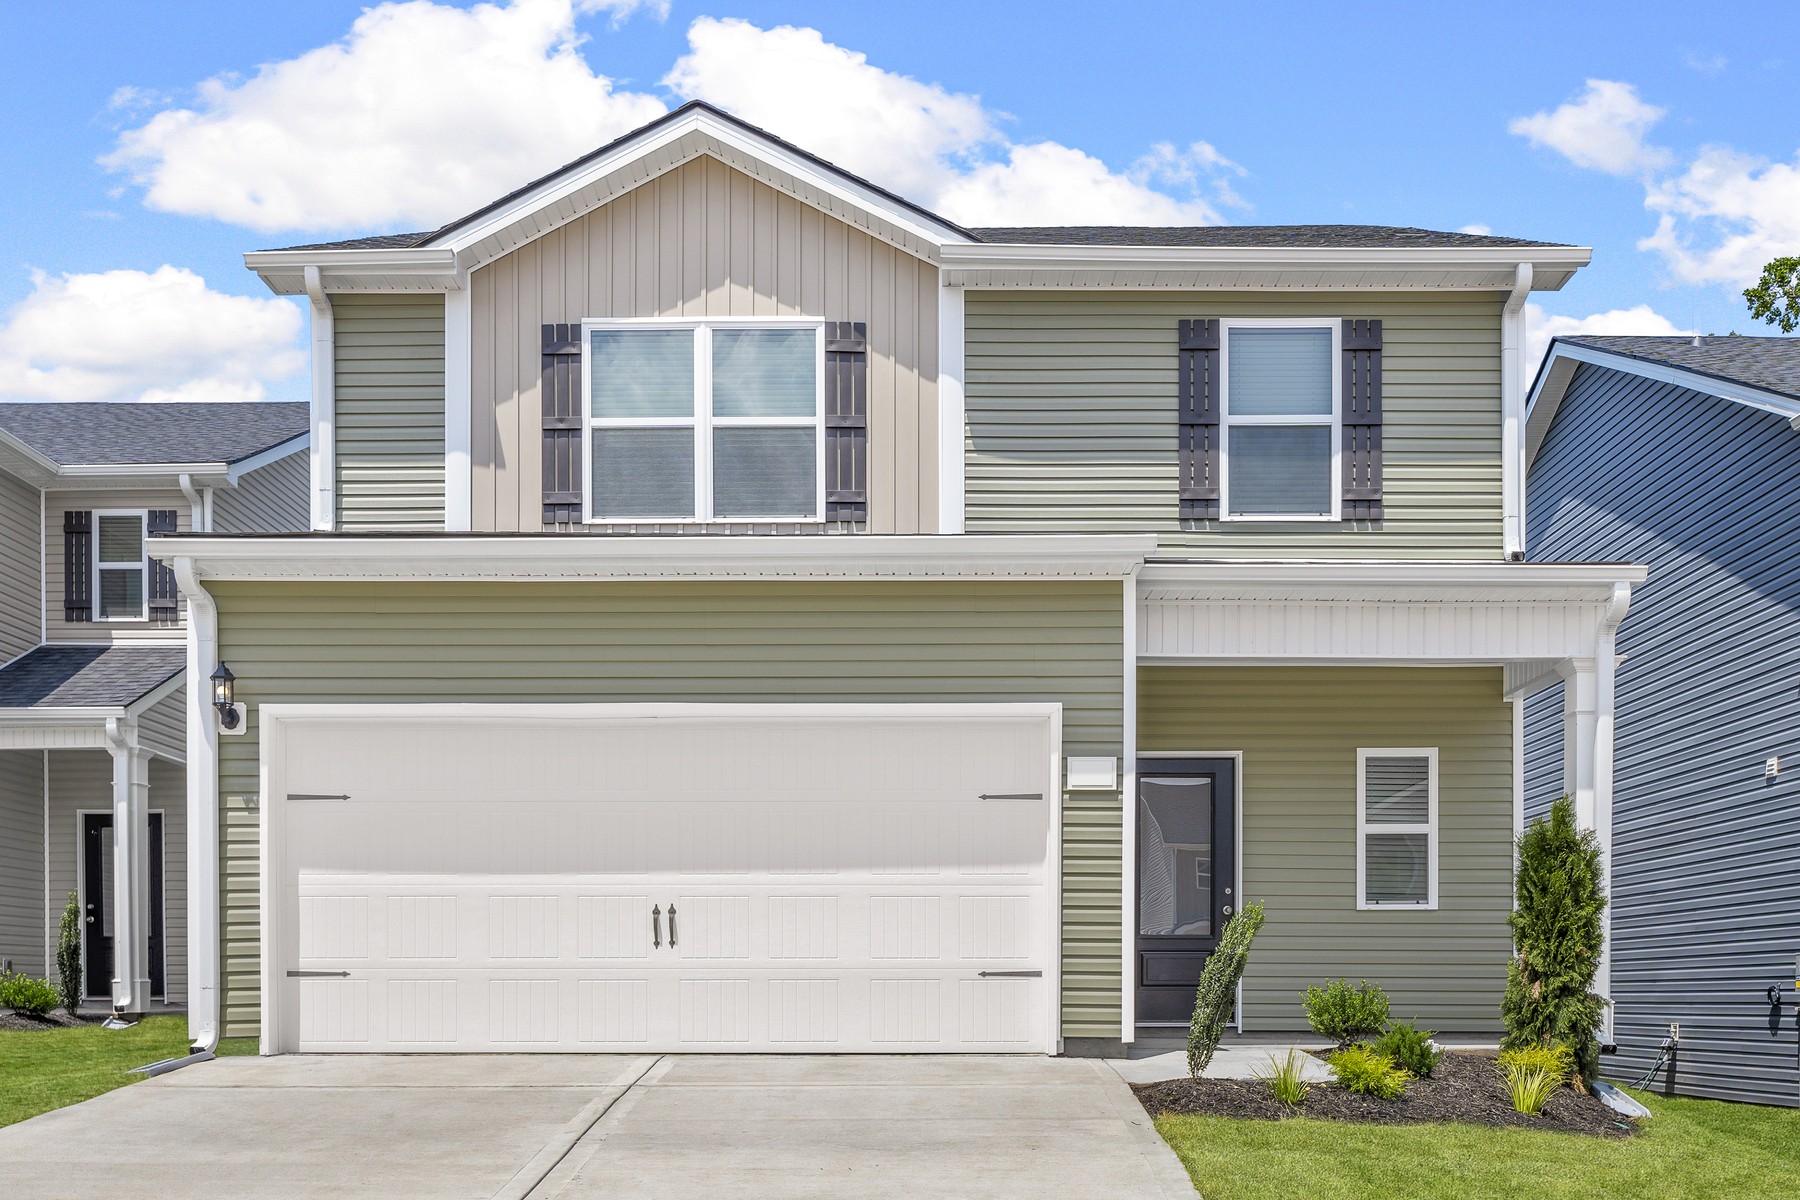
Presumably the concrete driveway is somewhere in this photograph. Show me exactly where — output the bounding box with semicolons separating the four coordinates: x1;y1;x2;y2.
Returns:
0;1054;1194;1199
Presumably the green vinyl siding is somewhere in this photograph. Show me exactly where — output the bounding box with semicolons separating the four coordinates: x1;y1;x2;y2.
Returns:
1139;665;1513;1031
333;294;445;530
211;579;1126;1041
965;291;1504;558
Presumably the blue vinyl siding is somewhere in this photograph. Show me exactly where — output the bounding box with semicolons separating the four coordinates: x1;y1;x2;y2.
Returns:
1525;361;1800;1107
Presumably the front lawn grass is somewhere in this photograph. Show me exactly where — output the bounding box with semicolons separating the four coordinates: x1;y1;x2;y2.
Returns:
1154;1087;1800;1200
0;1015;191;1128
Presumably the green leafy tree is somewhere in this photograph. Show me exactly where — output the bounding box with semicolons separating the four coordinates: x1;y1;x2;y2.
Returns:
56;891;82;1014
1188;901;1265;1079
1744;257;1800;333
1502;796;1607;1087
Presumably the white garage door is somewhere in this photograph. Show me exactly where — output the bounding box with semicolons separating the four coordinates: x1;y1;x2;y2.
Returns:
266;706;1057;1054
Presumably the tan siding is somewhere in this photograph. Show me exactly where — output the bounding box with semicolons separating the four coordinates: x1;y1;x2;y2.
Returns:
334;294;445;530
470;155;939;534
46;751;187;1002
212;451;310;534
0;470;40;662
0;750;45;977
42;489;189;645
211;580;1123;1040
1139;666;1513;1031
965;292;1504;558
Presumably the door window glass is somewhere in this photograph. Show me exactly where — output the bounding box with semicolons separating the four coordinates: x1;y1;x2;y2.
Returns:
1138;776;1213;936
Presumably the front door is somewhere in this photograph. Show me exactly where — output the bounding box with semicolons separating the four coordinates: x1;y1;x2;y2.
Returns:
81;812;164;1001
1135;758;1237;1025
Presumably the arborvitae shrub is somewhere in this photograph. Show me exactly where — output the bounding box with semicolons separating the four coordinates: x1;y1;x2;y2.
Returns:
1187;901;1266;1079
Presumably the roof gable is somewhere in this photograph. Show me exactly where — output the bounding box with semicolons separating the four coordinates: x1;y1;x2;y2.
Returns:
0;401;309;469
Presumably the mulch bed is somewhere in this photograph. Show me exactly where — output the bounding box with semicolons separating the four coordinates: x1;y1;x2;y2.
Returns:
0;1010;93;1032
1134;1050;1637;1139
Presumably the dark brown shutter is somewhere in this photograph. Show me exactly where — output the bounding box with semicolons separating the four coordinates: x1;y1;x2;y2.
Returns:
147;509;179;617
824;321;868;523
541;323;584;524
63;510;92;622
1177;319;1221;520
1342;319;1384;520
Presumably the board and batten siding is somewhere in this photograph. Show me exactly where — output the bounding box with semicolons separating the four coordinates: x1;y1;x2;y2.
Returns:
470;154;940;534
1141;665;1514;1030
0;750;45;977
42;488;190;645
1525;361;1800;1107
965;292;1504;557
209;580;1122;1041
0;469;40;661
333;294;446;530
212;451;310;534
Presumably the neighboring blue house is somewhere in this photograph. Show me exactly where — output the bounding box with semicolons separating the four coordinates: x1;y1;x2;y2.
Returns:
1524;335;1800;1108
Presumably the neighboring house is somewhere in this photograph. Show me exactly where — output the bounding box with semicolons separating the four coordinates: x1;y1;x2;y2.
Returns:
1524;335;1800;1108
0;402;308;1018
159;100;1642;1057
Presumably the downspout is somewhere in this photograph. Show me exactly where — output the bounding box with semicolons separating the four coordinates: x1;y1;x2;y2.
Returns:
1593;580;1630;1040
177;473;208;533
174;555;221;1054
303;265;335;532
1500;262;1533;560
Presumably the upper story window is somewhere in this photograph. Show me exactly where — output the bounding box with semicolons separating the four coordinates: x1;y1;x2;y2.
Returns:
1221;320;1340;520
583;320;824;523
94;511;147;621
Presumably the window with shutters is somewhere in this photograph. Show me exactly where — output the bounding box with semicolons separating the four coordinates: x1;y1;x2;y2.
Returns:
582;319;825;522
1220;319;1340;520
1356;748;1438;910
93;510;148;622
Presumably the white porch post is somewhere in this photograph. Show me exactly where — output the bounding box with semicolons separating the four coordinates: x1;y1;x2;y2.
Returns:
105;720;153;1015
1560;658;1598;828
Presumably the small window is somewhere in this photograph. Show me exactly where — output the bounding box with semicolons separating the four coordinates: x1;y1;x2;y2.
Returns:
1222;321;1339;519
1357;749;1437;909
584;322;823;522
93;512;147;621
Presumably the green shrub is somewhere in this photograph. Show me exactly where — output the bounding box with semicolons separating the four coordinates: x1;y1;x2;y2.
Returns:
1497;1042;1573;1084
1329;1043;1411;1100
56;891;81;1014
1187;901;1266;1079
0;970;61;1018
1302;978;1390;1046
1374;1020;1442;1078
1504;1063;1561;1115
1502;796;1607;1086
1253;1048;1311;1106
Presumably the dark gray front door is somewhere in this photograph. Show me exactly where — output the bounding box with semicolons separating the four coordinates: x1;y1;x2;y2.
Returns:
1135;758;1237;1025
81;812;164;1001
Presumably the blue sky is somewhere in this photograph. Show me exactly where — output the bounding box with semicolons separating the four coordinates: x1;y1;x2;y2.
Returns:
2;0;1797;405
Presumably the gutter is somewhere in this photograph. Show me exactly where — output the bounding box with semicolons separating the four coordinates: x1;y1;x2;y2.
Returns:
172;556;221;1055
304;266;335;532
1501;262;1533;559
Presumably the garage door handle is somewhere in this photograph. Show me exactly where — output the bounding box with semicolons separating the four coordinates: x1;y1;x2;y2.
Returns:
651;905;661;949
287;970;350;978
668;904;677;949
977;970;1042;978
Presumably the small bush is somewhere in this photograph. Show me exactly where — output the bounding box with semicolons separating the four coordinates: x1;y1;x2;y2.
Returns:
1186;901;1266;1079
56;891;81;1014
1374;1020;1443;1078
1302;978;1390;1046
1505;1063;1561;1115
1253;1048;1311;1106
1329;1042;1411;1100
0;970;61;1018
1498;1042;1573;1084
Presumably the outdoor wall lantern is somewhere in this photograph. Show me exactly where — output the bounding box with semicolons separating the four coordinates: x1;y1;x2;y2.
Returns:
211;663;242;731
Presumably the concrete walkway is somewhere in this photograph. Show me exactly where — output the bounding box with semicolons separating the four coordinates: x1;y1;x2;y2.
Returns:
1107;1042;1334;1086
0;1054;1196;1199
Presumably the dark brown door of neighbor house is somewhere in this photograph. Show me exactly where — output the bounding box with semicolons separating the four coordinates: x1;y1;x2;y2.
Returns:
1135;758;1237;1025
81;812;164;1002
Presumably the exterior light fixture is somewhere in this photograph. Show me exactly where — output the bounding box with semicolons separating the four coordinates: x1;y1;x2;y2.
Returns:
211;663;240;730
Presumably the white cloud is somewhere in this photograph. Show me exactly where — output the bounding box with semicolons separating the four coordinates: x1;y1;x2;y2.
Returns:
0;267;304;403
1524;301;1694;370
1509;79;1672;176
103;0;667;232
1459;223;1492;236
1639;147;1800;284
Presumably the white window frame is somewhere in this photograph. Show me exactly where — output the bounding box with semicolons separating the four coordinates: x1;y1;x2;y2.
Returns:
580;317;827;524
92;509;149;623
1219;317;1341;522
1356;747;1438;911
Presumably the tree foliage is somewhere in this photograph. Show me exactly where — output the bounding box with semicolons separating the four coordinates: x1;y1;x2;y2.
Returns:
1744;257;1800;334
56;891;82;1014
1188;901;1265;1079
1502;796;1607;1086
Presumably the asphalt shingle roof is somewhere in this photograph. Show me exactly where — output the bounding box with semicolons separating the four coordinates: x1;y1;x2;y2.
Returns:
0;401;308;467
0;645;184;709
1562;335;1800;403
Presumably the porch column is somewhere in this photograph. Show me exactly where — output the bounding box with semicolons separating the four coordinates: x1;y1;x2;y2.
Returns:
107;727;153;1015
1559;658;1597;827
1558;652;1614;1032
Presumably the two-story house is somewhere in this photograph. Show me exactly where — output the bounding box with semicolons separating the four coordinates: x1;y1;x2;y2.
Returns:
0;401;308;1019
158;102;1643;1058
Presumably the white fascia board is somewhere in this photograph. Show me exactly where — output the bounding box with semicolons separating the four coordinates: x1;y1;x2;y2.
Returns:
158;533;1156;582
1138;559;1644;602
939;241;1591;279
244;247;461;295
225;434;311;485
122;670;188;719
0;427;63;481
1526;339;1800;468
